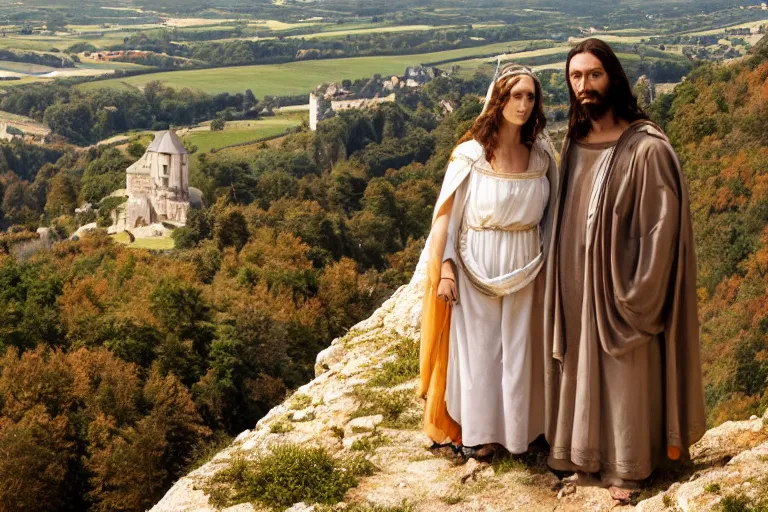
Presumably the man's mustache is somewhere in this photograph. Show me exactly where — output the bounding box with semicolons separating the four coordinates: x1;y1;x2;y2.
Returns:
577;91;603;102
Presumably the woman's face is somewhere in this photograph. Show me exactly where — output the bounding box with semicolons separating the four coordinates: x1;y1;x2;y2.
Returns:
501;75;536;127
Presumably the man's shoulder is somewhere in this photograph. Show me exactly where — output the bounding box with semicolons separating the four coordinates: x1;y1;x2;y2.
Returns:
625;121;675;158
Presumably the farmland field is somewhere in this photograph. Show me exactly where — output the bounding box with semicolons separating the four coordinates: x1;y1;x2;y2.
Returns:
287;24;459;39
78;39;553;96
450;45;572;76
182;114;306;153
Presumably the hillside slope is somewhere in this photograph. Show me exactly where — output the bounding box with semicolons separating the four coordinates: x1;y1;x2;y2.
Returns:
150;265;768;512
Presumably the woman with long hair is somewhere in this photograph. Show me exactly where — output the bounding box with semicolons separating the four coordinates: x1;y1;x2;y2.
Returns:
418;64;559;459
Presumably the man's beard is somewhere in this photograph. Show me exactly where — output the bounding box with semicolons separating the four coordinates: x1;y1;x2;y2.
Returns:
576;89;612;121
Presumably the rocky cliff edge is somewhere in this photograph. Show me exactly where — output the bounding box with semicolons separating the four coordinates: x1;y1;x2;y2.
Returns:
150;269;768;512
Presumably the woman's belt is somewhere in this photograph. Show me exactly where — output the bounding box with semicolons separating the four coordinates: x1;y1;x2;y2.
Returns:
466;223;539;232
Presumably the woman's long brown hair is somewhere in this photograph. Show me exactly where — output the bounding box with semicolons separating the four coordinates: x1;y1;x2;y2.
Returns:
458;69;547;162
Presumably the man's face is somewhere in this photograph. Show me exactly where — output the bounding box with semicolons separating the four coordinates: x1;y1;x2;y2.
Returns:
568;52;611;118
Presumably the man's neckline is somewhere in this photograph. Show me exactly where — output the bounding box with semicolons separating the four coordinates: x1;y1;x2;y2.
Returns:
573;139;618;150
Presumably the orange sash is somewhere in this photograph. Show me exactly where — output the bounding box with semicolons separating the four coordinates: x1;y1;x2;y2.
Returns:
418;246;461;444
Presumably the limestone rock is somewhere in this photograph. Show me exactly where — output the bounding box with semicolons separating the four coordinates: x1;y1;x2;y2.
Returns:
556;482;576;499
636;441;768;512
346;415;383;434
460;459;491;483
285;503;316;512
689;415;768;466
291;408;316;422
315;342;344;377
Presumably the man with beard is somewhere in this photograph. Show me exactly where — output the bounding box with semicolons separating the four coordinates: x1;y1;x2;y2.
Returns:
542;38;706;487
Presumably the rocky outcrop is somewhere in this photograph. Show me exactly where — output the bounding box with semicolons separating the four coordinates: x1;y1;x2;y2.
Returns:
150;269;768;512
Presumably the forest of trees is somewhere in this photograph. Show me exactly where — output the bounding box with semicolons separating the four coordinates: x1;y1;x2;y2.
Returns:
648;38;768;426
0;82;256;146
0;75;487;511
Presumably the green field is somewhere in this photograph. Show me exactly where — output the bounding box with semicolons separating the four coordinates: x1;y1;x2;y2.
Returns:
183;114;305;153
128;237;176;250
450;45;572;76
288;24;458;39
112;232;176;250
78;39;553;96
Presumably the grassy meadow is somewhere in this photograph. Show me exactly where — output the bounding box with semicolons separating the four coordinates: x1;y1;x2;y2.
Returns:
182;114;306;153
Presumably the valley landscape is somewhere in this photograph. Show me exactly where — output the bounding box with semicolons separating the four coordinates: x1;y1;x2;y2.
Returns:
1;1;768;511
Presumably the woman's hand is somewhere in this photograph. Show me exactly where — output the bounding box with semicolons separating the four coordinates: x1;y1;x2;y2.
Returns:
437;260;459;305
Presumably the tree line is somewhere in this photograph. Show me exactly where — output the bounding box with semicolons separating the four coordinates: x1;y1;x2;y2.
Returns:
0;81;258;146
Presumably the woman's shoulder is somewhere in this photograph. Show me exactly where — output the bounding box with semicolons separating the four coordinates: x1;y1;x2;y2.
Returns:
451;139;485;162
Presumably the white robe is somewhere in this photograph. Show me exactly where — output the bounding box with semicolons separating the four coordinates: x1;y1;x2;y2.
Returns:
414;135;559;453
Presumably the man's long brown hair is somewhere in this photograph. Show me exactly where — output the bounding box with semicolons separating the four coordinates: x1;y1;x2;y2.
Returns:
566;38;648;140
458;70;547;162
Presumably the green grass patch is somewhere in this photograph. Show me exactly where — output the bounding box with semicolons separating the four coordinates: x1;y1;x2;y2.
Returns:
491;450;548;484
289;393;312;410
350;433;390;453
269;418;295;434
330;425;345;440
206;444;376;510
183;115;305;153
350;387;420;430
292;24;457;40
111;231;133;245
0;60;57;74
128;237;175;250
368;335;419;388
718;493;768;512
76;80;139;93
439;492;464;505
705;482;722;494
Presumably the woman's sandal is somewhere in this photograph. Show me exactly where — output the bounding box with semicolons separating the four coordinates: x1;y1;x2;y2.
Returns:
429;441;464;456
461;444;497;461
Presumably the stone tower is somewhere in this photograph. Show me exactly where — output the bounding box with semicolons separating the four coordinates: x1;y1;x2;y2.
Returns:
125;130;190;228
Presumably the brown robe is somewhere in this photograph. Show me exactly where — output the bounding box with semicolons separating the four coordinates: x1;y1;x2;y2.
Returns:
543;121;707;480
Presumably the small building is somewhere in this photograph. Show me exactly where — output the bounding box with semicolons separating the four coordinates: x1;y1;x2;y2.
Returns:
309;93;396;131
125;131;190;228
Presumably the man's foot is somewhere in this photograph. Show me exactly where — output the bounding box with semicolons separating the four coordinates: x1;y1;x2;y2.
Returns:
563;471;595;485
600;473;641;489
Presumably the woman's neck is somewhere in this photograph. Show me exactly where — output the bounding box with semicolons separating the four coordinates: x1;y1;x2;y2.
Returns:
497;120;523;148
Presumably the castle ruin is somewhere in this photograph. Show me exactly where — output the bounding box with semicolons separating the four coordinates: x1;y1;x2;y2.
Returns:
125;130;190;228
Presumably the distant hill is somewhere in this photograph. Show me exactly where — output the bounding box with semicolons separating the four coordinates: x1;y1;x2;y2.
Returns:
661;34;768;425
